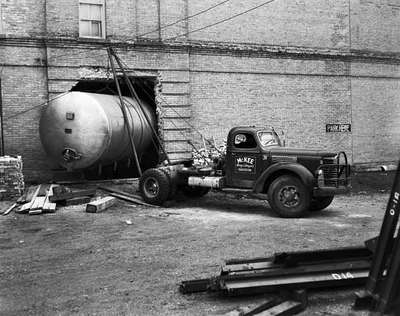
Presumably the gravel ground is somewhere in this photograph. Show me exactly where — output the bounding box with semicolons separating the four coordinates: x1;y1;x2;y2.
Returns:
0;174;394;316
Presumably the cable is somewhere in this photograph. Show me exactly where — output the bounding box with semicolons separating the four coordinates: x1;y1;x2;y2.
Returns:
138;0;232;38
6;91;71;120
116;57;223;153
165;0;279;41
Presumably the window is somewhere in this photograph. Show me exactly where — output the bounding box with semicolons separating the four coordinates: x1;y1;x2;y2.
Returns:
234;133;257;149
79;0;105;38
257;131;280;147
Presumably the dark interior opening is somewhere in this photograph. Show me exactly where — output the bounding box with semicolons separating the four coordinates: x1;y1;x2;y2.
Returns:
58;77;160;181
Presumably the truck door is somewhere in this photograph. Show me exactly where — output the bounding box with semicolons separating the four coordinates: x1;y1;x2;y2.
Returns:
225;131;262;188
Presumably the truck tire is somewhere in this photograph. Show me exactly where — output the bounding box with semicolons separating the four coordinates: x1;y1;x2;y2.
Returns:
310;196;334;211
181;186;210;198
161;169;177;200
267;175;311;218
139;168;170;205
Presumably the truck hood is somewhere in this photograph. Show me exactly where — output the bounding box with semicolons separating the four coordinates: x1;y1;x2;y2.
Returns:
266;147;337;158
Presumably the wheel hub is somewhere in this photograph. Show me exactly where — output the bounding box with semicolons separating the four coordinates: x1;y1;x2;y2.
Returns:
144;177;159;197
279;186;299;207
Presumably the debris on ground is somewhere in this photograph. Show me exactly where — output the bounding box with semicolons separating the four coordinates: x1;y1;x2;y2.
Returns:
14;184;98;215
0;155;24;200
98;185;156;207
86;196;116;213
1;203;17;216
228;289;308;316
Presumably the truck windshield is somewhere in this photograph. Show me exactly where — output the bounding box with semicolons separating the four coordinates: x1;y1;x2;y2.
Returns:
257;131;281;147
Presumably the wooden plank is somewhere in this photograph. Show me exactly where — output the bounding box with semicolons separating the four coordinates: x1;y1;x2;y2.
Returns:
59;196;91;206
43;184;57;213
2;203;17;216
254;300;304;316
108;192;157;207
31;197;46;210
43;203;56;213
29;209;42;215
52;185;71;196
98;186;138;196
15;186;41;213
49;189;96;202
86;196;117;213
16;185;38;204
37;184;51;196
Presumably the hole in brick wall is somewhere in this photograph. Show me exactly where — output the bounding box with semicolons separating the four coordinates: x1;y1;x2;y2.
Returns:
63;77;160;180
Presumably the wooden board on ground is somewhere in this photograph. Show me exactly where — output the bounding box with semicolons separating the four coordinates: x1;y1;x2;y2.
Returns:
49;189;96;203
29;209;42;215
98;186;155;207
16;185;41;214
60;196;92;206
2;203;17;216
16;185;38;205
52;185;71;196
37;184;51;196
86;196;116;213
108;192;156;207
30;196;46;210
43;184;57;213
98;186;137;197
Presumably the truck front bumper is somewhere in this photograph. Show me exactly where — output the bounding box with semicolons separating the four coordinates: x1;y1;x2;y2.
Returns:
313;185;351;197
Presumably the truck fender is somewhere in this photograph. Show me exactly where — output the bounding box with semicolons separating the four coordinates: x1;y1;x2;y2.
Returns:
253;162;314;193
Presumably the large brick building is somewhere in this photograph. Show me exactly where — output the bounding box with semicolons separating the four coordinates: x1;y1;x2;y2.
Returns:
0;0;399;180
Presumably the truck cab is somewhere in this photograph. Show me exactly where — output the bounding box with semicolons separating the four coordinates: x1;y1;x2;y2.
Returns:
225;127;282;189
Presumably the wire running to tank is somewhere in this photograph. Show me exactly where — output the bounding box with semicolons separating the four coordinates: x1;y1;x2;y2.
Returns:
6;91;71;120
116;55;223;155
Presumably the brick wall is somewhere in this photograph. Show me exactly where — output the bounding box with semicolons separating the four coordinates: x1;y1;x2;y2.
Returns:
351;0;400;53
189;54;353;160
187;0;350;49
1;0;45;36
0;0;399;180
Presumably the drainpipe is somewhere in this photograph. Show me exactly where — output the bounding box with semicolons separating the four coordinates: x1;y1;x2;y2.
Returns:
43;0;49;102
0;0;4;155
157;0;161;40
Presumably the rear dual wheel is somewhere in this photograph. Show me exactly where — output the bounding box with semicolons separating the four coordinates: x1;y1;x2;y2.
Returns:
139;168;171;205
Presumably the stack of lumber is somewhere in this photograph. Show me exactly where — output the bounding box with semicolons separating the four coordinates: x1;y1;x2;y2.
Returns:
16;185;96;215
0;156;24;200
17;184;57;215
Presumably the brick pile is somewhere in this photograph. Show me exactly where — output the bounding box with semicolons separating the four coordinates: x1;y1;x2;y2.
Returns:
0;156;24;200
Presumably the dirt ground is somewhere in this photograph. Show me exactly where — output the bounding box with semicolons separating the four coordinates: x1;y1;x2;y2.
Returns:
0;172;395;316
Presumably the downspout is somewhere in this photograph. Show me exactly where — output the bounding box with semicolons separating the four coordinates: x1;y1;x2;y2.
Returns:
157;0;161;40
0;0;4;155
43;0;49;102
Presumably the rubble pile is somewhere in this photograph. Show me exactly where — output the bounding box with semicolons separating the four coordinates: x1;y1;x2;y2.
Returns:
192;142;226;166
0;156;24;200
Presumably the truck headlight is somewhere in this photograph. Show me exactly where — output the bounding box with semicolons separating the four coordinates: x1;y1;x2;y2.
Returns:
316;169;325;186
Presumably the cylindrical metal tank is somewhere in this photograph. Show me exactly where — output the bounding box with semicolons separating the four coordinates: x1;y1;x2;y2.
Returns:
39;91;156;170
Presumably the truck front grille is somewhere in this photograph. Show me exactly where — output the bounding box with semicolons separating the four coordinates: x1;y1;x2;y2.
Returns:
320;158;348;187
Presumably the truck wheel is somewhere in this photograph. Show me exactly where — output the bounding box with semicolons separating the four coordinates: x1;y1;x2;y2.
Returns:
267;175;311;218
310;196;334;211
161;169;177;200
139;168;170;205
181;186;210;198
